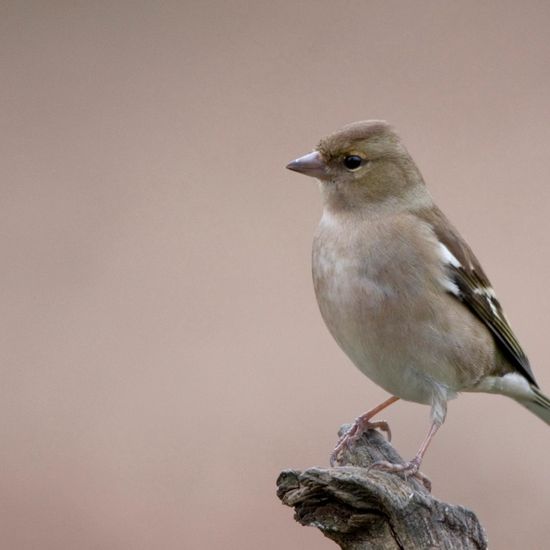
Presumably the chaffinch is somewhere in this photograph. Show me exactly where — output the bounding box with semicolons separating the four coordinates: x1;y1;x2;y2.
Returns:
286;120;550;490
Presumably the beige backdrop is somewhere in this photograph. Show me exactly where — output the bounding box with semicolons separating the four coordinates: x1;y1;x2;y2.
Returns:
2;2;550;549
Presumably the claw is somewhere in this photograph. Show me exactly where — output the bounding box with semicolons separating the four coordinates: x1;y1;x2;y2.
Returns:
329;396;400;467
330;418;392;467
368;457;432;492
368;420;392;442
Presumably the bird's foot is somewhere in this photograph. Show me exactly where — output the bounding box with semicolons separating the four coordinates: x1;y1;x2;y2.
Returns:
330;416;391;467
367;456;431;492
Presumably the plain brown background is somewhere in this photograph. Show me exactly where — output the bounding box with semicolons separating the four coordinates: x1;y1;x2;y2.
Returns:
2;1;550;549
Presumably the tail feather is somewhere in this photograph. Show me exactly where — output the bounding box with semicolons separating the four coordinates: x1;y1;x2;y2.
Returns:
517;386;550;425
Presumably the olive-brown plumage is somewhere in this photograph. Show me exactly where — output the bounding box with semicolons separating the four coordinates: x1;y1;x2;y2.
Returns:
287;120;550;489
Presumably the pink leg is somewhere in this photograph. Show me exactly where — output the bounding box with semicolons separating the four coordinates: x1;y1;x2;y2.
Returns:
330;396;399;467
368;420;441;492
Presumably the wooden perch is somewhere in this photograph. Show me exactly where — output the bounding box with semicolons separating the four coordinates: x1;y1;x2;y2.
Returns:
276;426;487;549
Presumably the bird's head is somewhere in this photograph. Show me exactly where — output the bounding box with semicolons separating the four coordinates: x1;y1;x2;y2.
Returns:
286;120;427;212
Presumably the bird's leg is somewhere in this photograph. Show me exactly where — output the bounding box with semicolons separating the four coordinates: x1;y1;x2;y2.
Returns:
368;420;441;492
330;395;399;466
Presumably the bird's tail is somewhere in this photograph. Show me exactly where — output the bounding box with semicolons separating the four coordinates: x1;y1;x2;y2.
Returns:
516;386;550;425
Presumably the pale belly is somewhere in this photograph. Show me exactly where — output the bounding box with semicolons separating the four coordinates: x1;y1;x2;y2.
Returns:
315;272;448;405
312;216;492;407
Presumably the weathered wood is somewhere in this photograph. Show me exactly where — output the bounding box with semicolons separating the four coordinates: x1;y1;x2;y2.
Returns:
276;426;487;549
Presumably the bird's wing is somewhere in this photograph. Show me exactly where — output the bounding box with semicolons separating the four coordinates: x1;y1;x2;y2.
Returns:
417;206;538;387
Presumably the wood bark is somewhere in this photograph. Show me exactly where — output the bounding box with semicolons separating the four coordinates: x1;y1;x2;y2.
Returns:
276;426;487;549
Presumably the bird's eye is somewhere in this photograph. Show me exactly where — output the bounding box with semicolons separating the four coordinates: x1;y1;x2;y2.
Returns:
343;155;363;170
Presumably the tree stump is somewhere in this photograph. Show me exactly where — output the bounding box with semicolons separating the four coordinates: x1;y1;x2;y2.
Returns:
276;426;487;549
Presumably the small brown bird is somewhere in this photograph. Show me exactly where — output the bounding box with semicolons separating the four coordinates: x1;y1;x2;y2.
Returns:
286;120;550;489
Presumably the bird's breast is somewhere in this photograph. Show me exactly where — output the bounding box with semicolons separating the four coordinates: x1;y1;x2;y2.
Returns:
311;211;470;404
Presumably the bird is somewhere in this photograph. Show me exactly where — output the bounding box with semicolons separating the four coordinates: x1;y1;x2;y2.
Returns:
286;120;550;490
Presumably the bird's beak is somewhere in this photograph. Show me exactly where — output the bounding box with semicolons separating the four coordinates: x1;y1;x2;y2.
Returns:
286;151;327;179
